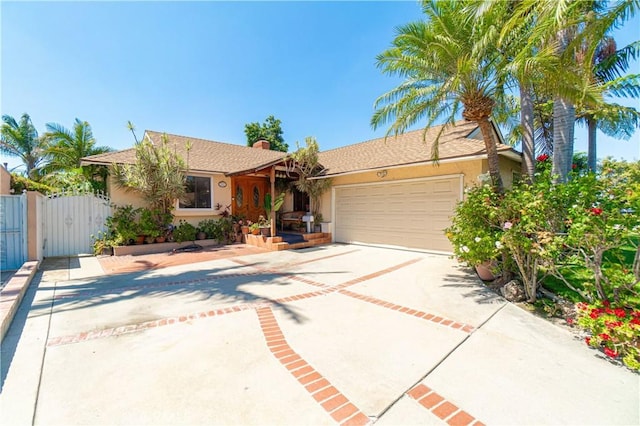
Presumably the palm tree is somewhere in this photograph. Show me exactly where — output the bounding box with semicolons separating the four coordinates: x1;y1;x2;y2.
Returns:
42;118;113;190
372;0;507;191
43;118;112;171
507;0;638;182
578;38;640;172
0;113;46;179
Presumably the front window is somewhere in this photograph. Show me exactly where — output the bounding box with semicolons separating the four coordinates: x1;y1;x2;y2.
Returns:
179;176;212;209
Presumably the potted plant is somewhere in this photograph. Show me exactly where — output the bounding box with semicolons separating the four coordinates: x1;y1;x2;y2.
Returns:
249;222;260;235
445;184;504;281
173;220;197;243
241;220;251;235
257;215;271;237
139;208;161;244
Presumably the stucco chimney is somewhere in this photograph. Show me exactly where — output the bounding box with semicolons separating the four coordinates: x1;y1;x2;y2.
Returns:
253;140;270;150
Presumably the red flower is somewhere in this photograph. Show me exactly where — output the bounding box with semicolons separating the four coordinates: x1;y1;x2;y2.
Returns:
585;337;591;345
572;163;577;169
605;308;614;315
603;347;618;358
576;302;588;311
630;318;640;326
614;308;626;319
599;333;611;341
537;154;549;162
589;308;602;319
605;321;623;329
631;311;640;318
590;207;603;216
603;300;611;308
566;318;574;325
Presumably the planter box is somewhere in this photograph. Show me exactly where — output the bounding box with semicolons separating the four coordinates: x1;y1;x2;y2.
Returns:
113;239;219;256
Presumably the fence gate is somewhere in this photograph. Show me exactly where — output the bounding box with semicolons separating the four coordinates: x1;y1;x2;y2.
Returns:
43;191;111;257
0;193;27;270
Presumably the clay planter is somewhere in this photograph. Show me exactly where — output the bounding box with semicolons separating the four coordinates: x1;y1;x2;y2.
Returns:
155;236;166;243
251;229;260;235
241;226;250;235
135;235;145;245
475;261;499;281
260;227;271;237
196;231;207;240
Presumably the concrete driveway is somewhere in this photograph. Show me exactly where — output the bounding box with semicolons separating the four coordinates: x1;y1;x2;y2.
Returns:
1;244;637;425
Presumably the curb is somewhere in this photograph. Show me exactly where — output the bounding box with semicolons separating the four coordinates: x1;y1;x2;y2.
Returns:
0;260;40;342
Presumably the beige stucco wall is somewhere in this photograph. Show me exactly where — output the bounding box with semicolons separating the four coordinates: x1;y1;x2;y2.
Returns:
107;172;232;227
0;166;11;195
27;191;44;261
480;156;522;189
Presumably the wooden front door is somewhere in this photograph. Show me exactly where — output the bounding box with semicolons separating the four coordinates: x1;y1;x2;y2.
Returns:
232;176;269;222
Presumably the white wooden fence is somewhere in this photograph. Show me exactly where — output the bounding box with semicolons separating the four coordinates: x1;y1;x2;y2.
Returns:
0;193;27;271
43;191;111;257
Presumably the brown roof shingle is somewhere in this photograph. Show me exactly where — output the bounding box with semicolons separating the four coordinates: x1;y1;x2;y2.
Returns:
82;131;286;174
317;120;519;176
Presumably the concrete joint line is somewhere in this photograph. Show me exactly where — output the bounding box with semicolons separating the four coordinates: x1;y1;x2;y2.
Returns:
377;302;508;421
31;278;59;425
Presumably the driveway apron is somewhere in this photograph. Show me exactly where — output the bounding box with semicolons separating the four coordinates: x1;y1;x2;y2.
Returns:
1;244;638;425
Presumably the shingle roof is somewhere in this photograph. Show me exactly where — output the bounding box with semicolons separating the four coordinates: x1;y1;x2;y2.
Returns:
316;120;519;176
82;131;286;174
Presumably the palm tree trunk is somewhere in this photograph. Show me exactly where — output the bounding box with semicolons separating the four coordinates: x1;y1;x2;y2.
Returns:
478;119;504;191
587;117;597;173
551;96;575;183
520;82;535;182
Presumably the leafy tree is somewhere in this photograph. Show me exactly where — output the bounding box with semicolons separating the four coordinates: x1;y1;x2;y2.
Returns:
0;113;46;180
112;131;188;219
289;137;332;220
42;118;112;191
244;115;288;152
372;0;509;191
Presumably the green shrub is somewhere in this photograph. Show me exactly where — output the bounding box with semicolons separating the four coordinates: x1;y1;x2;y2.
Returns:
173;220;197;243
10;173;56;194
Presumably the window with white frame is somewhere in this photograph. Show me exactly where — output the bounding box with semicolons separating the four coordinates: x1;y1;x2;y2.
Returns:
179;175;212;209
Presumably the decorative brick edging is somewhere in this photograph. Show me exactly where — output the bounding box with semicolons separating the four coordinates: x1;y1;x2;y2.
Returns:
407;384;485;426
339;289;475;333
46;303;269;347
256;307;370;426
333;258;422;290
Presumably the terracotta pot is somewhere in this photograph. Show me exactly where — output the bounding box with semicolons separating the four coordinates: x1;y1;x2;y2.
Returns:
196;231;207;240
155;236;166;243
251;229;260;235
241;226;250;235
260;227;271;237
475;261;498;281
135;235;145;245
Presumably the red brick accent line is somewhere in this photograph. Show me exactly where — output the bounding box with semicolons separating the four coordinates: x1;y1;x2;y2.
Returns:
46;302;269;347
256;307;370;426
406;384;483;426
333;258;422;290
338;289;475;333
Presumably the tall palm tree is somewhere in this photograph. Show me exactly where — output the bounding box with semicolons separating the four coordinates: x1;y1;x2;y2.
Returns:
43;118;113;189
0;113;46;180
372;0;507;191
578;38;640;171
43;118;112;170
507;0;637;182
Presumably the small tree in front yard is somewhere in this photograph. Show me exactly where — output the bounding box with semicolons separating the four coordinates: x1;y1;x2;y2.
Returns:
112;131;188;221
289;137;332;220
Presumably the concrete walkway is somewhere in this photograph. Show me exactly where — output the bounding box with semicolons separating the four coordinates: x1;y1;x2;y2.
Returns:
1;245;637;425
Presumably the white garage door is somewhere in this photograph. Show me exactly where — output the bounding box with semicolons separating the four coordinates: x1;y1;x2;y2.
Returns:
334;176;461;252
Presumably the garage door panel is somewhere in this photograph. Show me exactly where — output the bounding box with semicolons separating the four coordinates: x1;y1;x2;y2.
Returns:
335;177;460;251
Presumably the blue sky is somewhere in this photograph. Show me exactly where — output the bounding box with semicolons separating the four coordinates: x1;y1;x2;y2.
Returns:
2;1;639;174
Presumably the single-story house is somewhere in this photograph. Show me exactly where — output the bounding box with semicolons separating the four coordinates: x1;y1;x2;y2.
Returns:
82;120;521;253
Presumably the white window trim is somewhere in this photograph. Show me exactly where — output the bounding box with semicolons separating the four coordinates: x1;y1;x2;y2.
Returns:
176;174;214;213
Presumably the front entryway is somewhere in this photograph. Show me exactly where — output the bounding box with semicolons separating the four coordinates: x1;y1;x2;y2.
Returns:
232;176;269;222
333;176;462;252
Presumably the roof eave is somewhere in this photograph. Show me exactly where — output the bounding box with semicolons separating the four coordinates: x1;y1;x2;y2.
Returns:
311;150;522;179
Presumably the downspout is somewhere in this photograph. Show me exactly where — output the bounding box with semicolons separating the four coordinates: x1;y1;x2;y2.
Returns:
270;166;276;237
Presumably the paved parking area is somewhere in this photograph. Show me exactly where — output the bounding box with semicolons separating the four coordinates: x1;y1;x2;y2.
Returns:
1;244;638;425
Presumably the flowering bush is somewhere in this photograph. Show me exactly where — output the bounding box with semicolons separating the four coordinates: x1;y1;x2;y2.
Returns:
575;301;640;371
445;183;503;267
